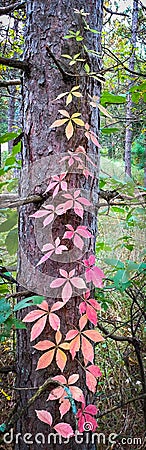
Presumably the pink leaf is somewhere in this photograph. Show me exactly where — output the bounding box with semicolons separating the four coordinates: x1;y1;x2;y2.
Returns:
85;268;92;283
38;300;49;311
90;133;101;147
60;269;68;278
31;315;47;341
74;201;83;218
34;340;54;350
30;210;48;218
77;197;91;206
59;399;70;418
81;336;94;363
85;404;97;415
63;200;73;211
68;374;79;385
86;371;97;393
22;310;46;323
92;266;105;288
86;305;97;326
51;301;65;312
71;277;86;290
53;184;59;198
66;330;79;340
49;312;60;330
77;226;92;238
54;423;74;438
79;314;88;331
50;278;65;288
70;386;84;402
79;302;86;314
69;269;75;277
48;386;64;401
88;365;102;377
63;231;74;239
51;375;66;384
62;281;72;302
88;298;101;310
43;213;54;227
35;410;52;426
36;251;54;266
45;181;57;193
74;233;84;250
84;414;98;431
61;181;67;191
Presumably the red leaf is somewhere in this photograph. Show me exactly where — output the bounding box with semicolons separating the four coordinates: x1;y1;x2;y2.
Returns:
74;201;83;218
30;315;47;341
35;410;52;426
79;314;88;331
77;226;92;238
54;423;74;438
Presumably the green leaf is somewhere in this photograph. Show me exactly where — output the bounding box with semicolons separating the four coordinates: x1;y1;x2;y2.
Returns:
101;91;126;105
101;127;119;134
5;228;18;255
84;63;90;73
5;156;16;166
13;295;45;311
0;132;18;144
105;258;124;269
0;211;18;232
12;142;21;156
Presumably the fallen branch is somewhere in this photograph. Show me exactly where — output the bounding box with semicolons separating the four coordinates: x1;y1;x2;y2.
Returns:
0;79;21;87
0;56;29;72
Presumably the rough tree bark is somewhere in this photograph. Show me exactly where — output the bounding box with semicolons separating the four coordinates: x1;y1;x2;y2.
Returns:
15;1;103;449
124;0;138;177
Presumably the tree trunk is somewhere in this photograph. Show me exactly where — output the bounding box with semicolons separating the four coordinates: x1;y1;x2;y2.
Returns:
124;0;138;177
15;2;103;449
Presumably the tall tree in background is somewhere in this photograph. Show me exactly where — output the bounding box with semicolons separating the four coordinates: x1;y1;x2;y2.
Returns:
14;1;103;449
124;0;138;177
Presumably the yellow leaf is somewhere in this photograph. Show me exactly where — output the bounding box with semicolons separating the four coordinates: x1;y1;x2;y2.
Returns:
73;92;82;98
54;92;68;101
71;85;80;91
58;109;70;118
0;389;11;401
72;118;84;126
50;118;68;128
65;120;74;140
71;112;81;118
66;93;72;105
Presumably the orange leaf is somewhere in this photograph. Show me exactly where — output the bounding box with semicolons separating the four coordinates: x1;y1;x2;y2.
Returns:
86;371;97;393
83;330;104;342
65;120;74;140
56;348;67;372
36;349;55;369
70;334;80;359
55;330;62;345
72;118;84;126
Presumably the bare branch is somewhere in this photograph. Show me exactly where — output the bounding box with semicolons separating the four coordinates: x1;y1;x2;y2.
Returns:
98;393;146;418
103;47;146;78
0;2;26;16
0;79;21;87
103;5;129;18
0;56;29;72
